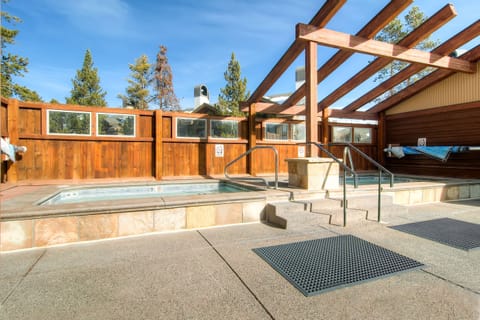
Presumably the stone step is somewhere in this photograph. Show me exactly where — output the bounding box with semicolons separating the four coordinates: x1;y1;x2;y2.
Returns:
265;195;407;228
326;194;395;208
265;199;367;228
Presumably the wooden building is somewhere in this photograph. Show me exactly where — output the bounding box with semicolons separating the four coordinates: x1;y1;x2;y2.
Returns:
1;0;479;183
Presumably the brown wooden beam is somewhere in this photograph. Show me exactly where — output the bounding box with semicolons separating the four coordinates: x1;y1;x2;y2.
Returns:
297;24;476;73
246;0;345;104
253;103;306;115
344;19;480;112
154;110;163;180
322;108;329;146
305;41;318;156
248;103;257;176
317;4;457;111
368;45;480;113
328;109;378;120
280;0;412;108
6;98;19;182
377;112;386;165
240;102;379;120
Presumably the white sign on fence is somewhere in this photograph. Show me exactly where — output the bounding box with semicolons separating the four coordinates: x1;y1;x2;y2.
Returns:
215;144;224;157
298;146;305;158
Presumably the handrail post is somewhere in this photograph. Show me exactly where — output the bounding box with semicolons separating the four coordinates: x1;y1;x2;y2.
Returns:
378;170;382;222
343;172;347;227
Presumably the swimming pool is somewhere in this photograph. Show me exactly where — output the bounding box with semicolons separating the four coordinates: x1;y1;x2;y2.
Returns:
40;181;256;205
343;175;428;186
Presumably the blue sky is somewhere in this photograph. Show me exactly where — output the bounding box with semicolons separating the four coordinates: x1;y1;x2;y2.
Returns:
4;0;479;110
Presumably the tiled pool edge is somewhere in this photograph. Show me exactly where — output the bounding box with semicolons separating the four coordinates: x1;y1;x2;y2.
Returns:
0;198;269;252
2;179;479;252
387;182;480;205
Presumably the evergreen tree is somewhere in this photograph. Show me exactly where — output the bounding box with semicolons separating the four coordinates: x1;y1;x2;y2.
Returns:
373;6;438;98
216;52;249;116
1;0;42;101
118;54;152;109
153;45;180;111
66;49;107;106
13;84;43;102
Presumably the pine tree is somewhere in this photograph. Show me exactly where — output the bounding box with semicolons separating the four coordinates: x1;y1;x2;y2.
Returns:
66;49;107;106
118;54;152;109
373;6;438;98
216;52;249;116
153;45;180;111
13;84;43;102
1;0;42;101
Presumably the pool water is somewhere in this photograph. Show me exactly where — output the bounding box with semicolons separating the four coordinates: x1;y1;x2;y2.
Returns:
343;175;422;186
40;181;254;205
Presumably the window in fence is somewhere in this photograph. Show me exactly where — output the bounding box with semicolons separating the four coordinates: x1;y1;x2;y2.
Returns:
291;123;306;141
97;113;135;137
210;120;239;139
176;118;207;138
47;110;91;135
332;126;352;143
354;127;372;143
265;123;288;141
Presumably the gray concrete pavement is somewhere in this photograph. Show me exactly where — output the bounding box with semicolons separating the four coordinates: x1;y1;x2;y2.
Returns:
1;200;479;320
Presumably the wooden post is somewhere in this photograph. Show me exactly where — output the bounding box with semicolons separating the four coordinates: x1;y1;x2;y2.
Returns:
322;108;329;145
6;98;19;182
248;103;256;176
305;41;318;157
377;111;386;165
154;110;163;180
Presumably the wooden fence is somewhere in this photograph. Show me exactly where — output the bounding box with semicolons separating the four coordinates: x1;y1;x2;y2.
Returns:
385;102;480;178
1;98;378;182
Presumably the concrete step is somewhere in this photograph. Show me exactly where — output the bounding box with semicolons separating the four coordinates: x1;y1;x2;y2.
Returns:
265;202;332;228
265;199;368;228
265;201;308;228
265;195;408;228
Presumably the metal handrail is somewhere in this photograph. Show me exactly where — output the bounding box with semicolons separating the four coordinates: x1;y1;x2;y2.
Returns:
343;146;357;187
331;143;394;186
299;142;357;227
330;143;395;223
224;146;278;189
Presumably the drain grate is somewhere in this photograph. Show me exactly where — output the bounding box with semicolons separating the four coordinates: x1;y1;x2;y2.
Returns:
253;235;423;296
390;218;480;251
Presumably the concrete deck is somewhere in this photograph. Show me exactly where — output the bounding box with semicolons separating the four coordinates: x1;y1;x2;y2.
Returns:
1;196;479;319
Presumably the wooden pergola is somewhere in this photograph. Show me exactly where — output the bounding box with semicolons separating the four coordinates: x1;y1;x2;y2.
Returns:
243;0;480;161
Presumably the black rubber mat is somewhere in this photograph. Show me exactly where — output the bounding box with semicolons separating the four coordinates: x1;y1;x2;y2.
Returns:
253;235;423;296
390;218;480;251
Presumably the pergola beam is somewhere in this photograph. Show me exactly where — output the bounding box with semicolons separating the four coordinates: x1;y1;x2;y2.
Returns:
281;0;412;109
344;19;480;112
239;102;379;120
368;45;480;113
297;24;476;73
317;4;457;111
246;0;345;104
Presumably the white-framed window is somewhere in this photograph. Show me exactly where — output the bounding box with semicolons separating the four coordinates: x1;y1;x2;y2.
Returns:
354;127;372;143
291;123;306;141
176;118;207;138
210;120;239;139
97;113;135;137
332;126;352;143
47;110;91;136
265;123;288;141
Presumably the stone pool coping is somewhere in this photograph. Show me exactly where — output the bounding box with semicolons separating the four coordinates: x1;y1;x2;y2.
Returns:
2;175;479;252
0;179;292;251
